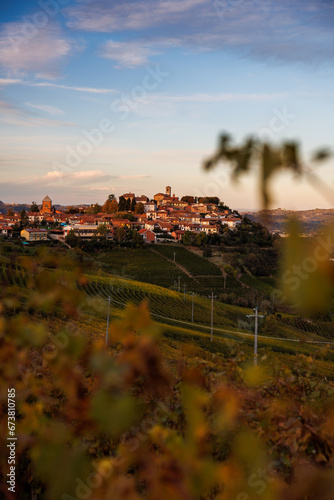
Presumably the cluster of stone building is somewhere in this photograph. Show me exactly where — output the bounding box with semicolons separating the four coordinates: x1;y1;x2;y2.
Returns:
0;190;242;243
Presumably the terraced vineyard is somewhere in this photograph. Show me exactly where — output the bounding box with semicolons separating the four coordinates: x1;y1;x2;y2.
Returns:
278;316;334;340
90;246;280;300
79;273;247;328
2;253;334;377
97;247;229;296
97;248;194;289
154;245;222;276
75;272;334;373
240;274;277;295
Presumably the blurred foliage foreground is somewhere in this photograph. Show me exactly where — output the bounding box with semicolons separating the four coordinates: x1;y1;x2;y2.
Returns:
1;253;334;499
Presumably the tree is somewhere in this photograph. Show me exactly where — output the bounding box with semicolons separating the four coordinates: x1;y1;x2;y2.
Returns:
125;198;131;211
7;209;14;216
194;232;207;247
135;202;145;214
131;230;144;246
65;229;79;247
130;198;136;212
88;203;102;214
103;198;118;213
198;197;220;205
182;231;191;246
181;196;195;204
96;224;109;238
118;196;126;211
115;226;126;243
66;207;77;214
20;209;29;227
110;199;119;213
218;201;230;211
30;202;39;213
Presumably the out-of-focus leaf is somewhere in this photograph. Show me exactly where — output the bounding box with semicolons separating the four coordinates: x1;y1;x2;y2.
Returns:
283;142;301;173
212;386;239;432
30;424;90;500
91;391;139;438
312;148;332;163
8;316;48;347
261;144;283;209
243;364;269;387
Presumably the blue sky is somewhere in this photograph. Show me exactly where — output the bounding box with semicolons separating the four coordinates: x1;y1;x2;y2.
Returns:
0;0;333;208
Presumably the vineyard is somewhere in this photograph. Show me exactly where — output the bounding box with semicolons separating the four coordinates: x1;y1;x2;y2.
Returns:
153;245;222;276
3;254;334;377
240;273;277;295
278;315;334;340
95;245;257;298
78;273;249;328
75;272;334;368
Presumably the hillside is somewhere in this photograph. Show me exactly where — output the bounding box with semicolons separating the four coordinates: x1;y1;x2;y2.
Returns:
245;208;334;234
2;246;334;378
73;243;278;308
2;242;334;499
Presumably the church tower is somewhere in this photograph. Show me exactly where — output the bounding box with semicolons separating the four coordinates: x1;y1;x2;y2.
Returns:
41;195;52;213
166;186;171;197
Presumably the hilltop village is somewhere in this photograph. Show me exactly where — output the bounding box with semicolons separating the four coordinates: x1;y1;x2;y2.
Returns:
0;187;244;244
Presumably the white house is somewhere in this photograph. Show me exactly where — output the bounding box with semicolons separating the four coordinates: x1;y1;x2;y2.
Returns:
63;224;98;239
144;202;157;213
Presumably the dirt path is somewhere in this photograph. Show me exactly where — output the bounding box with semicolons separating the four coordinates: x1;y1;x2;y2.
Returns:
150;248;198;281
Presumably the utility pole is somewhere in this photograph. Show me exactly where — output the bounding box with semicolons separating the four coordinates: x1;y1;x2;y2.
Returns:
178;276;181;293
183;284;187;302
246;307;264;366
209;292;217;341
173;251;176;263
224;275;226;290
191;293;195;323
106;296;111;347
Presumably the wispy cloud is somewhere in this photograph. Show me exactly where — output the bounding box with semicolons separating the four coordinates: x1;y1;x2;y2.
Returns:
111;90;322;119
66;0;208;32
0;22;78;78
0;77;117;94
27;81;118;94
35;170;114;185
69;0;334;67
151;92;292;103
0;101;76;128
0;78;22;86
101;40;157;67
100;37;179;67
5;170;151;187
25;102;64;115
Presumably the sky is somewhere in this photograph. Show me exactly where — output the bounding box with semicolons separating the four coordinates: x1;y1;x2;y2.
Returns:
0;0;333;209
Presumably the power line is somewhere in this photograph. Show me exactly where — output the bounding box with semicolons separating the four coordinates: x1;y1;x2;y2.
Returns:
102;296;334;346
246;307;265;366
209;292;217;342
105;296;110;347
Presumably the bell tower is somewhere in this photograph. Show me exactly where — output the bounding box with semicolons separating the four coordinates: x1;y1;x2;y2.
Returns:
166;186;171;197
41;195;52;213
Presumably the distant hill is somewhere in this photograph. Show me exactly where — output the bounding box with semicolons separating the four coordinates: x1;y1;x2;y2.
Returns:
243;208;334;234
0;201;31;214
